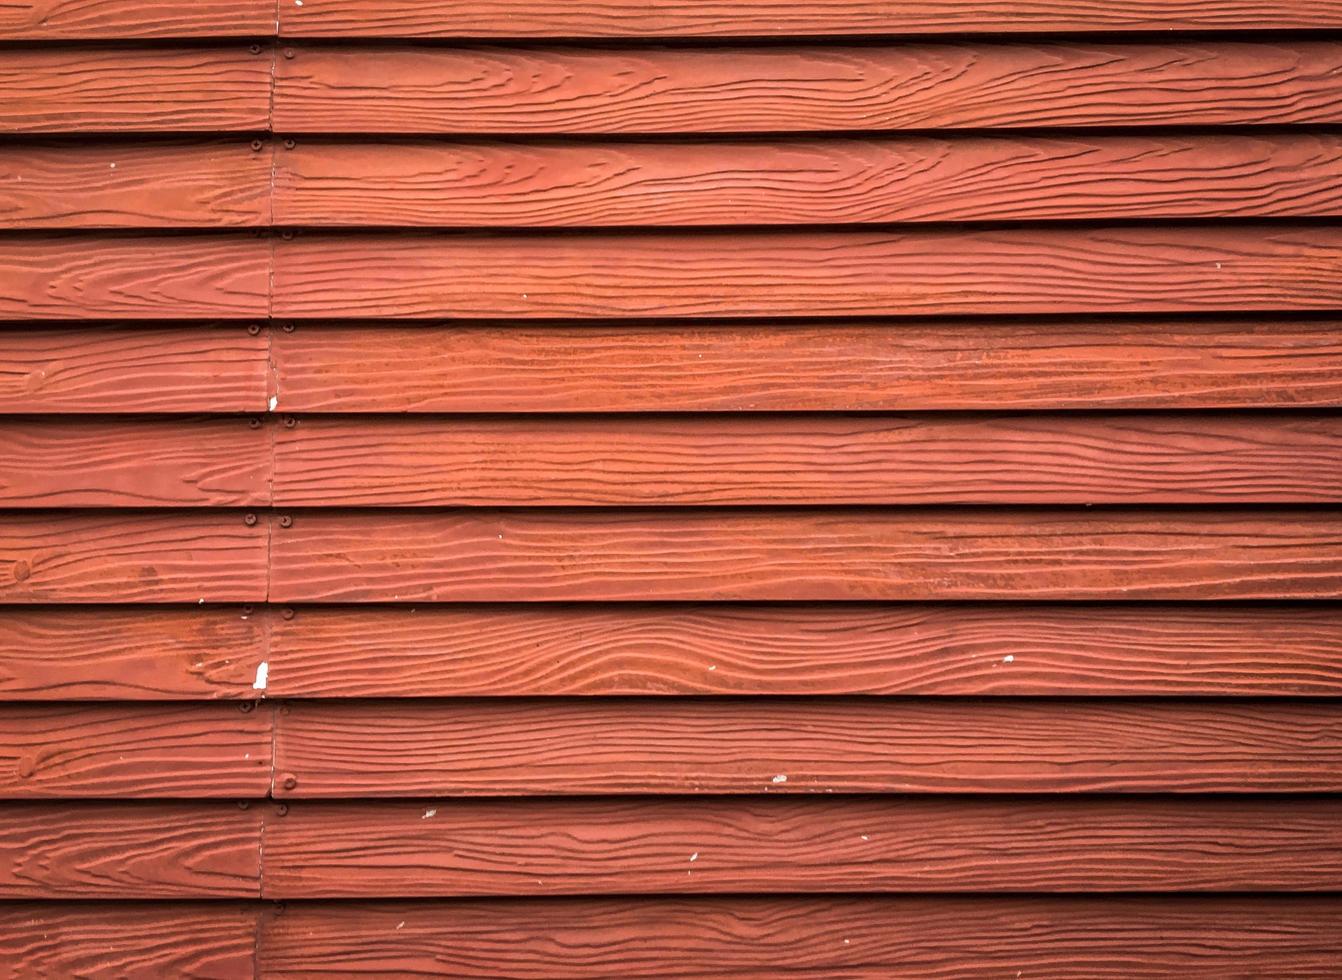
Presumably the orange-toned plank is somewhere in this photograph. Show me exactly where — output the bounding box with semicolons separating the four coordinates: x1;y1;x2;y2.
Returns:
0;702;270;798
265;603;1342;698
0;325;269;413
0;513;267;604
263;796;1342;897
272;227;1342;319
271;320;1342;412
0;606;265;700
274;134;1342;227
259;896;1342;978
268;509;1342;603
0;802;260;898
0;142;270;229
1;418;270;507
274;41;1342;134
0;236;268;320
273;698;1342;796
0;46;271;133
1;0;273;39
274;414;1342;506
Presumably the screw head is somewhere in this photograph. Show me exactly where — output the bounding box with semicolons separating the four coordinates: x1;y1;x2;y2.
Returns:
244;513;258;526
239;701;255;713
250;139;263;152
247;323;262;335
283;138;296;150
282;774;298;791
283;416;297;428
281;608;296;621
248;418;262;429
248;43;262;54
282;323;296;333
279;515;293;528
280;230;294;241
283;48;295;59
242;604;254;615
276;803;290;816
237;801;251;810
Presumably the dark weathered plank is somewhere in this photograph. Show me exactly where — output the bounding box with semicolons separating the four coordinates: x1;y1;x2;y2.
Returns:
274;41;1342;134
0;237;269;320
271;227;1342;319
0;703;271;798
0;802;261;898
0;0;274;39
0;513;267;604
259;897;1342;977
273;414;1342;506
271;320;1342;412
0;142;271;228
268;509;1342;603
0;46;272;133
273;699;1342;796
262;796;1342;896
1;418;270;507
274;134;1342;227
0;607;265;700
265;603;1342;698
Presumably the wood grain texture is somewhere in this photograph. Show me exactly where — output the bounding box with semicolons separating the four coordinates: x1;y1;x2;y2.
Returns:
0;325;270;414
0;0;273;38
271;319;1342;412
0;903;258;978
271;226;1342;319
265;603;1342;698
1;418;270;507
274;134;1342;227
0;236;268;320
0;512;267;604
0;802;260;898
262;796;1342;896
268;509;1342;603
0;46;272;133
259;896;1342;977
274;41;1342;134
0;702;270;798
278;0;1342;37
273;698;1342;796
0;142;270;228
0;606;264;700
273;413;1342;506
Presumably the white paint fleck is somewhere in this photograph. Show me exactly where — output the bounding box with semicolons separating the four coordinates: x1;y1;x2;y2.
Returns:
771;774;787;784
294;0;303;5
1215;262;1222;270
395;920;404;930
707;665;716;671
843;939;850;945
423;808;437;819
252;661;269;691
1002;655;1014;664
860;835;869;841
689;852;698;862
198;598;205;605
268;395;278;411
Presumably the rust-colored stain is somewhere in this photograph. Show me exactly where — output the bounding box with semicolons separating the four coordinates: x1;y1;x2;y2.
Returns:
1;0;1341;974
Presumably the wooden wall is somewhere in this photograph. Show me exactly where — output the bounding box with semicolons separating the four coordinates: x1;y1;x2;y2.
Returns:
2;1;1342;975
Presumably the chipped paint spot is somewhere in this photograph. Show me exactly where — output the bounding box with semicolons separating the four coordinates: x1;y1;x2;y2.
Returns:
1003;655;1014;663
268;395;278;411
423;808;437;818
771;774;787;784
253;661;269;690
689;852;698;862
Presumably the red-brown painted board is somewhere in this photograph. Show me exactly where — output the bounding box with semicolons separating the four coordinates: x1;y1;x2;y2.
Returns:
0;236;269;320
271;320;1342;412
0;512;267;604
271;227;1342;319
273;414;1342;507
1;418;270;508
258;896;1342;978
0;902;259;978
262;796;1342;897
274;41;1342;134
265;603;1342;698
268;509;1342;603
273;698;1342;796
0;0;273;39
0;802;260;898
0;46;272;134
0;606;264;700
274;134;1342;227
0;325;270;414
0;702;270;798
0;142;271;228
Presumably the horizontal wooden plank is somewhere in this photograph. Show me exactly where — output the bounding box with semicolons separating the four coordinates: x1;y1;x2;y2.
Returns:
0;325;270;414
265;603;1342;697
259;896;1342;978
273;698;1342;796
274;41;1342;134
0;606;264;700
0;802;260;898
0;703;270;798
271;226;1342;319
268;509;1342;602
0;46;272;134
274;414;1342;506
1;418;270;507
0;142;271;229
263;796;1342;896
274;134;1342;227
0;903;258;978
0;0;273;39
0;237;269;320
0;512;267;604
271;320;1342;412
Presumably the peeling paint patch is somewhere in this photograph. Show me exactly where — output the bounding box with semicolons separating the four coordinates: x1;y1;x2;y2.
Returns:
253;661;269;691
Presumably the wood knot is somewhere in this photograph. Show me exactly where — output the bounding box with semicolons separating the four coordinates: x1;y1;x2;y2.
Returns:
10;560;29;583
